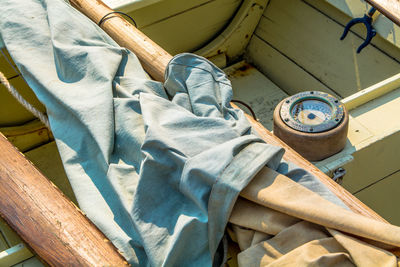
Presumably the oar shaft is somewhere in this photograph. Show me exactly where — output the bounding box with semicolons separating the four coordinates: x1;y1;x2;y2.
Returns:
366;0;400;26
0;133;128;266
71;0;171;82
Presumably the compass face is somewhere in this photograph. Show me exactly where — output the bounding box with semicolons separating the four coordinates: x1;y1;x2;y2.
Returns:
280;91;344;133
291;99;333;126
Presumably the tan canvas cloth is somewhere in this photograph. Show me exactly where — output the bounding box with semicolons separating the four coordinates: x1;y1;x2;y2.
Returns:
229;167;400;266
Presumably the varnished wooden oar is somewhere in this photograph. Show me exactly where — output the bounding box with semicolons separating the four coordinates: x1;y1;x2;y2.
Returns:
366;0;400;26
0;133;128;266
69;0;387;222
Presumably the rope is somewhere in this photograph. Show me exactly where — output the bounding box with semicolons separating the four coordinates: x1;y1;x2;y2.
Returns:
98;11;137;27
231;99;257;120
0;71;50;128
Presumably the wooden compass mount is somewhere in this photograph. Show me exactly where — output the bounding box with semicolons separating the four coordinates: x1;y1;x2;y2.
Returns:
273;100;349;161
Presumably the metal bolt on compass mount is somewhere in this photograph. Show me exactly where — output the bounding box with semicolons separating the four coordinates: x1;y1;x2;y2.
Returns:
333;167;346;184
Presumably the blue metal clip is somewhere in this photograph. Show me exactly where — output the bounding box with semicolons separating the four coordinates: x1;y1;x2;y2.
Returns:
340;7;377;53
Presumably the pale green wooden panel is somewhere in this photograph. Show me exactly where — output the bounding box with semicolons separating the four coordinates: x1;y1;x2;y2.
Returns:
355;169;400;226
105;0;164;13
0;232;8;252
246;35;338;97
340;89;400;193
129;0;242;54
25;142;78;205
324;0;400;50
1;120;52;152
253;0;400;98
127;0;216;27
0;48;19;79
304;0;400;63
11;256;44;267
340;131;400;193
0;244;33;267
0;219;21;248
0;76;46;127
224;61;288;130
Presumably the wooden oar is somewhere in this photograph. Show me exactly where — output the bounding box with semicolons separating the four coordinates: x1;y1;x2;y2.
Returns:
69;0;387;222
0;133;128;266
366;0;400;26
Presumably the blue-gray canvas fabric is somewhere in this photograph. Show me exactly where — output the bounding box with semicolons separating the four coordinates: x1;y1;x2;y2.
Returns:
0;0;345;265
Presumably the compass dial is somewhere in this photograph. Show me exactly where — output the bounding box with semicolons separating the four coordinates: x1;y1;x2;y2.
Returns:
279;91;344;133
291;99;333;126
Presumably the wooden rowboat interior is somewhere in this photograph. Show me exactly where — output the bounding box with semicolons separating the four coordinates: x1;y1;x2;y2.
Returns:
1;0;400;265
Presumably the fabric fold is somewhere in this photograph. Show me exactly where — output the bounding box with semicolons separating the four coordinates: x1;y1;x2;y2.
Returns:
231;166;400;266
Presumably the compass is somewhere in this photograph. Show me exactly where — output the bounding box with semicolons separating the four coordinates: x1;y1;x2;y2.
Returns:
280;91;344;133
273;91;348;161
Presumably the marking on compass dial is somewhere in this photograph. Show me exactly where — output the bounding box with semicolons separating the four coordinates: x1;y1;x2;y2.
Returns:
280;91;344;133
291;99;332;125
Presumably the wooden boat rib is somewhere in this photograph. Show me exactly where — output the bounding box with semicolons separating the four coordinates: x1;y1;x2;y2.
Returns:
1;0;400;265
